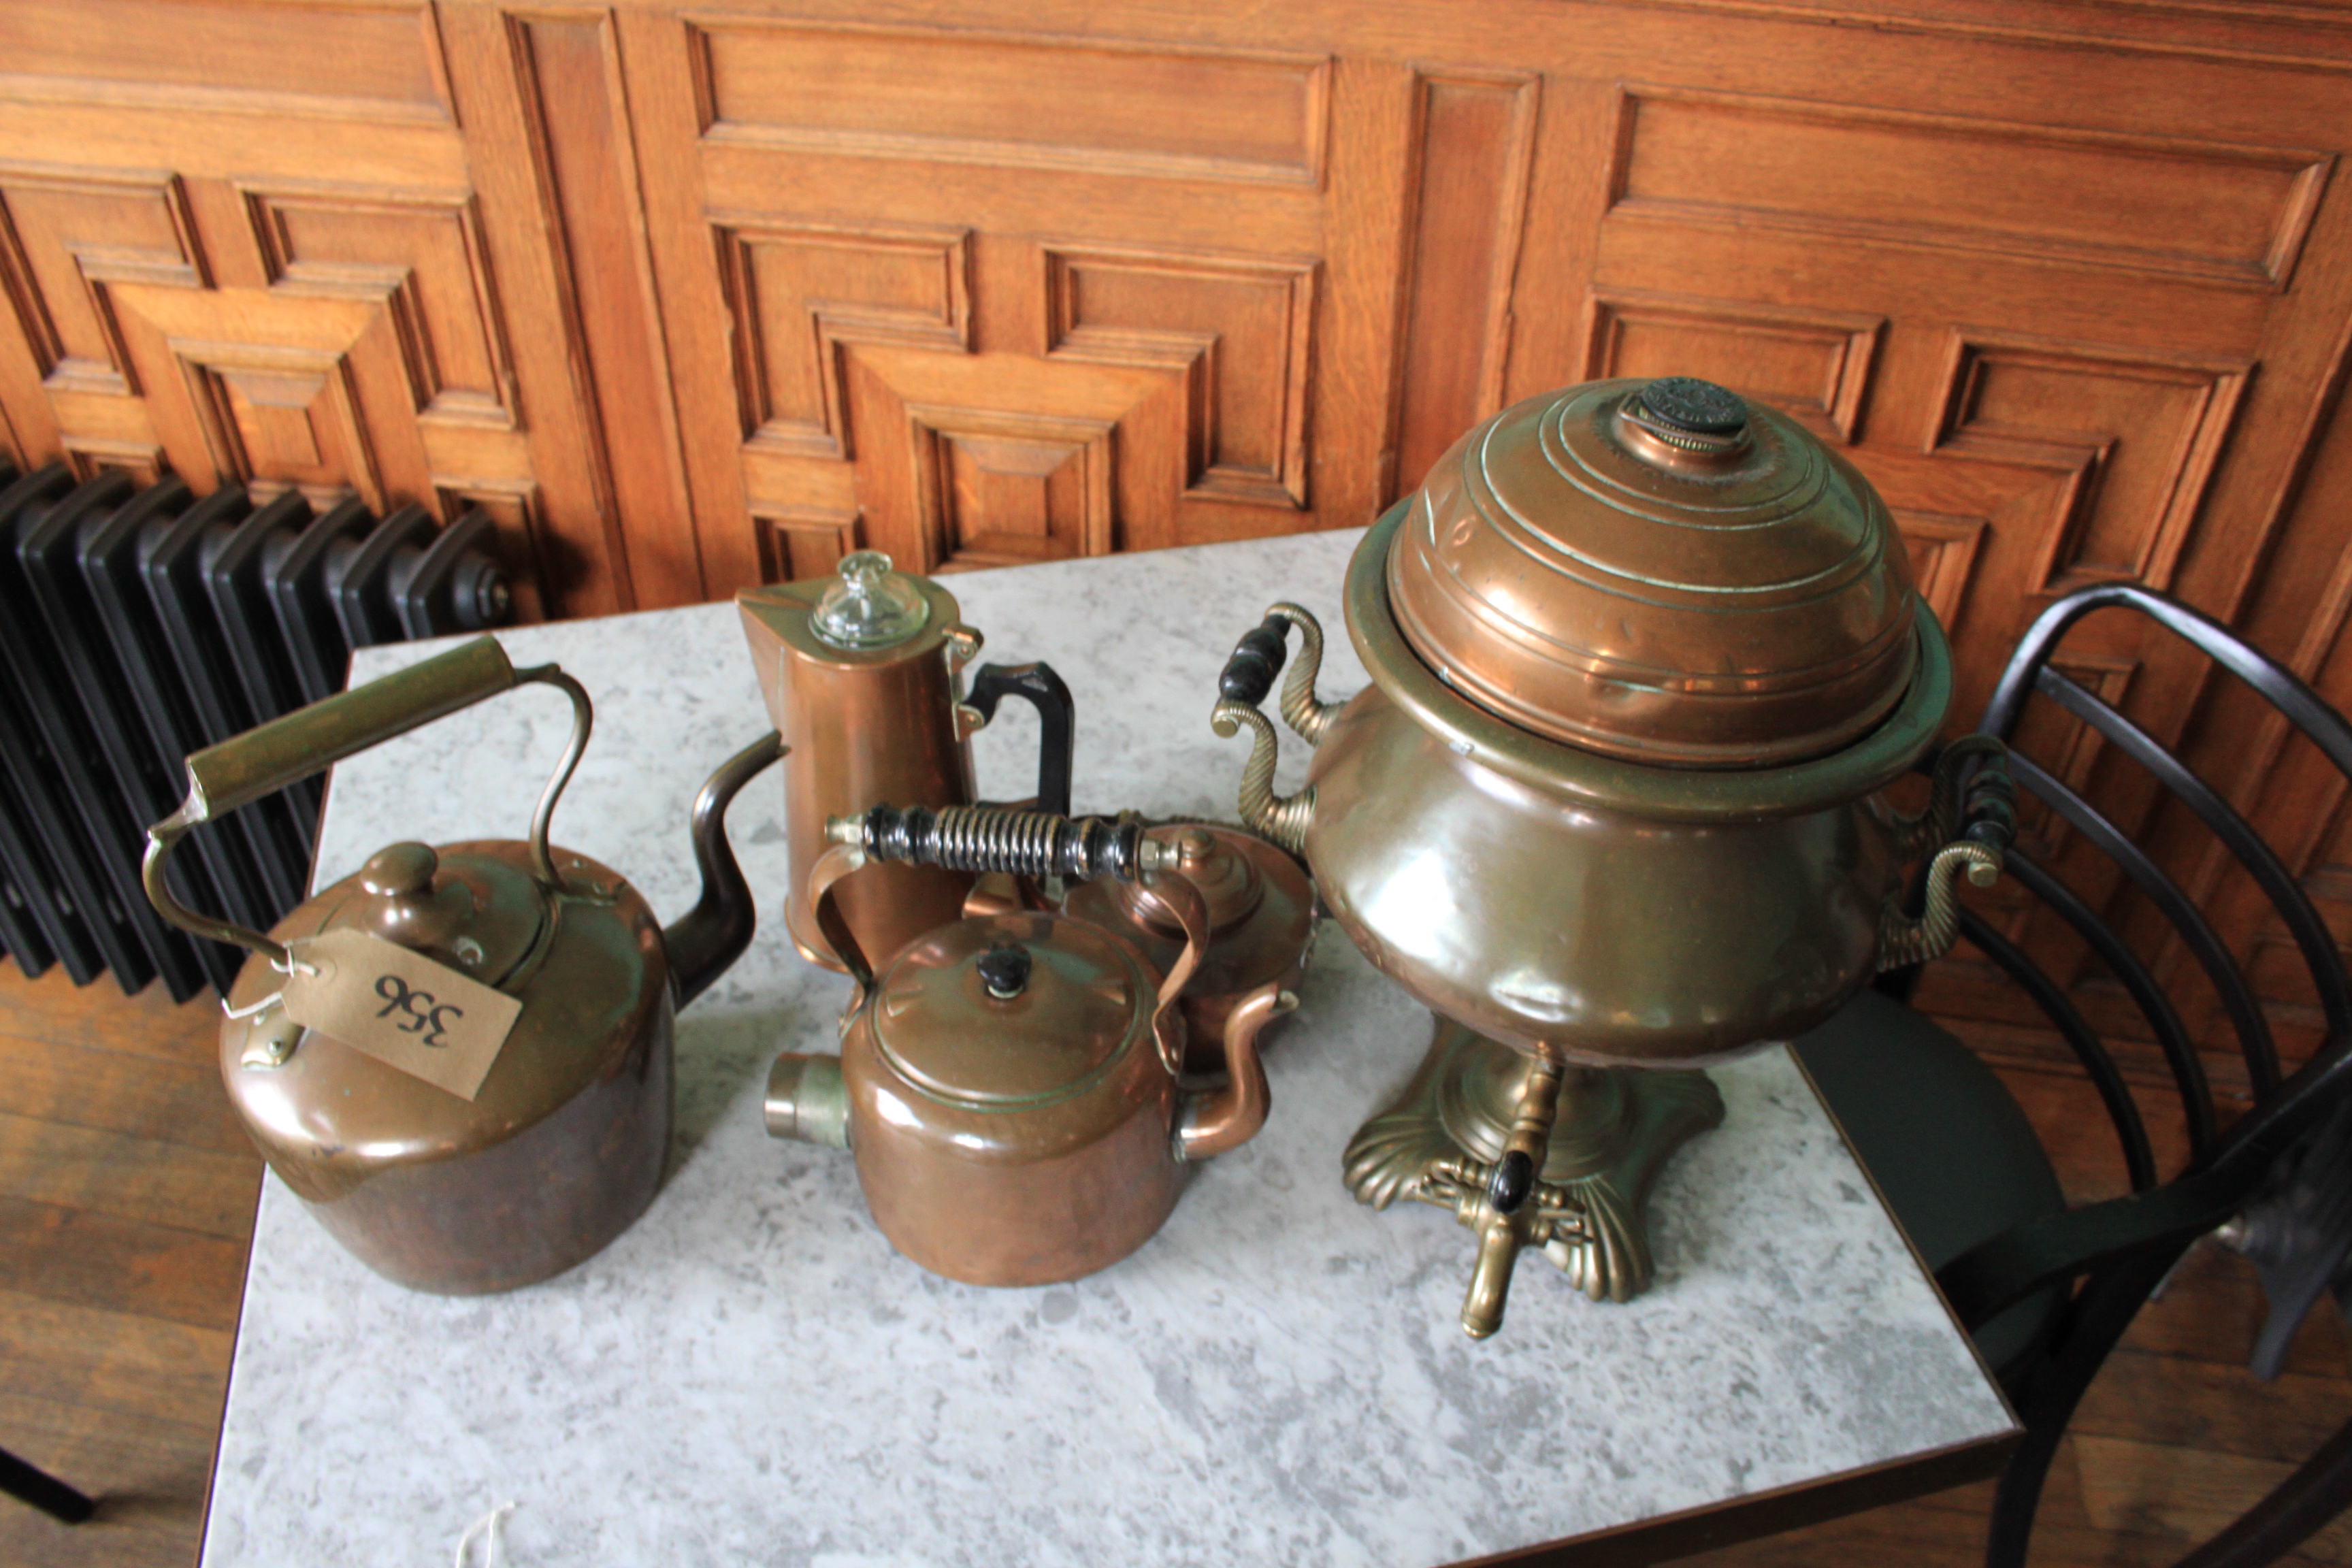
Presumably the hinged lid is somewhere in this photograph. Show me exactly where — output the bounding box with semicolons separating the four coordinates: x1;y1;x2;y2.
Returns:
872;911;1151;1107
1386;376;1920;769
318;840;549;983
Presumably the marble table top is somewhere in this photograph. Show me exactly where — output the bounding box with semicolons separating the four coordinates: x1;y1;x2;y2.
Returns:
200;528;2016;1567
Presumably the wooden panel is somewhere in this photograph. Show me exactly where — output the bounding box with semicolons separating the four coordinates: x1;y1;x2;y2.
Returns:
911;408;1114;568
244;183;518;429
1613;86;2332;289
715;222;971;459
105;282;425;513
1391;69;1538;491
512;8;700;606
1584;289;1883;444
1043;244;1317;509
0;167;205;395
688;20;1332;186
0;0;453;123
753;502;862;584
1892;509;1988;629
1928;330;2251;593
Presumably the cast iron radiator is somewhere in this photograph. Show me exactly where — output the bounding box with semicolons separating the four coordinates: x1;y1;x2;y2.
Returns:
0;462;512;1002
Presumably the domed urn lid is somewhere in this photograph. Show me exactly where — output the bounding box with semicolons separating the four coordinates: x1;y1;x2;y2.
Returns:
1386;376;1921;769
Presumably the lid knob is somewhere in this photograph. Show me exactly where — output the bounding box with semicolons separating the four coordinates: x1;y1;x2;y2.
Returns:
812;551;932;649
361;842;438;898
1620;376;1750;456
355;841;475;954
976;942;1032;1000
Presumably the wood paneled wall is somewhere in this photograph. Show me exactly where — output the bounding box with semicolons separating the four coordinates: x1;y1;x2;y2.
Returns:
3;0;2352;1058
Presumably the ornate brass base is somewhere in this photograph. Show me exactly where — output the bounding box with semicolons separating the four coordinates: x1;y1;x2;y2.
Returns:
1343;1018;1725;1336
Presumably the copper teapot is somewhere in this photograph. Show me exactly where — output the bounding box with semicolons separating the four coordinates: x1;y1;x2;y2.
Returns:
142;636;782;1294
765;805;1294;1286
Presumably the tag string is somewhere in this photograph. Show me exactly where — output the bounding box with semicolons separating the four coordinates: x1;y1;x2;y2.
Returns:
454;1501;516;1568
218;947;318;1021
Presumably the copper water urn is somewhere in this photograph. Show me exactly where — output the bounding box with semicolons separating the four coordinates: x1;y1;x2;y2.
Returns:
1214;376;2014;1335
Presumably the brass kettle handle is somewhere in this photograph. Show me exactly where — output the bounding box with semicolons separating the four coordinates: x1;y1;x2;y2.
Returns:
142;636;593;971
1211;603;1337;855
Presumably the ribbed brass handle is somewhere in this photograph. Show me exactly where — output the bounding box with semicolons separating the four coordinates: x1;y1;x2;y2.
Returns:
145;636;593;971
181;637;517;819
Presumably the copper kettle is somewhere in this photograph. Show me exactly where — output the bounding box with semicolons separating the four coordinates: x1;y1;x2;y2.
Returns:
141;636;783;1294
764;805;1294;1286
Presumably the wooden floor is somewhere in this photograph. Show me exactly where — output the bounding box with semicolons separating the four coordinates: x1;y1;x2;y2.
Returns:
1;960;2346;1567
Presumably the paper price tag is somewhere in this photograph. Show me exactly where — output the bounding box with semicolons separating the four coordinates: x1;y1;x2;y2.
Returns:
278;928;525;1101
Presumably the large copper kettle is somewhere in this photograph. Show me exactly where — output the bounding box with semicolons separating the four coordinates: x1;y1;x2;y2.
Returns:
1213;376;2015;1335
142;637;783;1294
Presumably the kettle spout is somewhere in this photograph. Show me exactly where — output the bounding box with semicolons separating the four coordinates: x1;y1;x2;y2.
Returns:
1177;981;1294;1161
664;731;787;1007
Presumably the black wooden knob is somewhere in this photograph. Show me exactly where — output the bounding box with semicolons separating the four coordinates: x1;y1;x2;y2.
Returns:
1488;1149;1535;1215
977;943;1032;1000
1219;616;1290;705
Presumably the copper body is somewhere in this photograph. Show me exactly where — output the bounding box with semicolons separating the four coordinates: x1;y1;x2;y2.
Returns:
222;845;673;1293
739;570;979;973
1062;823;1315;1075
1291;502;1944;1064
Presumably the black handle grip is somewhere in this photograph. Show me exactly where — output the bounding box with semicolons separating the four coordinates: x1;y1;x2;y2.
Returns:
853;803;1149;883
1219;616;1291;706
1961;749;2017;854
968;662;1075;819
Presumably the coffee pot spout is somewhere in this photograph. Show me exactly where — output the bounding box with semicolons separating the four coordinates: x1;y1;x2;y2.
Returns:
663;732;787;1007
1176;981;1294;1161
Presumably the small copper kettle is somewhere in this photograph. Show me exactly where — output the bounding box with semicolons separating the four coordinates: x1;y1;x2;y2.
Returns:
1062;819;1316;1075
738;551;1074;975
764;805;1294;1287
141;636;783;1294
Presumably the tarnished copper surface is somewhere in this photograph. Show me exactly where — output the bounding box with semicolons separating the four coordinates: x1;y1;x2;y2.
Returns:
789;835;1290;1288
1062;823;1315;1075
1386;376;1920;768
222;843;673;1293
142;639;779;1295
1254;502;1953;1065
738;561;980;973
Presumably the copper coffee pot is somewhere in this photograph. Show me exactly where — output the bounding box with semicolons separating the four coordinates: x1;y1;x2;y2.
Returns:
1212;376;2016;1337
764;804;1294;1286
140;637;782;1294
738;551;1074;974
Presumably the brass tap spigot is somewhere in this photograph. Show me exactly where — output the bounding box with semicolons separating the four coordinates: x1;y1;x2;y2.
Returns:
1456;1057;1567;1339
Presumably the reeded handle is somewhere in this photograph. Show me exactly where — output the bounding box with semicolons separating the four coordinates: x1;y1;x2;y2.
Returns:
1211;604;1337;857
811;805;1206;1075
1878;736;2017;970
143;635;593;971
965;661;1077;818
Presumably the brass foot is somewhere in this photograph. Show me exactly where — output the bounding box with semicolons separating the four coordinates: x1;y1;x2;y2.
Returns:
1343;1018;1725;1327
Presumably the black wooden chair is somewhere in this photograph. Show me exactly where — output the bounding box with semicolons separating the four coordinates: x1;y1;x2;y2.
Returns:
1792;582;2352;1568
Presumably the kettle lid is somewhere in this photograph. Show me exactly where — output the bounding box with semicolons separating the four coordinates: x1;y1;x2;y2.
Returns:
308;839;549;982
872;911;1152;1107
